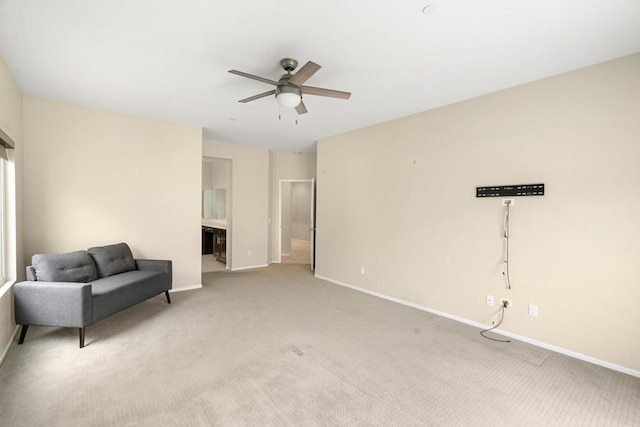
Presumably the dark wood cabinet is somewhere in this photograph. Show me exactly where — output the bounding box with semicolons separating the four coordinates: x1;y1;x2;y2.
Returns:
213;229;226;263
202;227;213;255
202;226;226;263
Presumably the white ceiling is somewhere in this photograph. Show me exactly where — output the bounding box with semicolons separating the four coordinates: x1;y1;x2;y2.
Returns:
1;1;639;153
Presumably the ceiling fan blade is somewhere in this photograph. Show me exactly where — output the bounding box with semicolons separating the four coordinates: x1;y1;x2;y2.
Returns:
288;61;321;86
238;90;276;103
301;85;351;100
295;100;308;115
228;70;279;86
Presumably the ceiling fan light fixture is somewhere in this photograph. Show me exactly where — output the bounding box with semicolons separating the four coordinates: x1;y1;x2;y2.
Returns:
276;92;302;108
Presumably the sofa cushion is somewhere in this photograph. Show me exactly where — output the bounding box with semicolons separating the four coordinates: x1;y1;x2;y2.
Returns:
32;251;98;283
87;243;136;278
90;270;171;322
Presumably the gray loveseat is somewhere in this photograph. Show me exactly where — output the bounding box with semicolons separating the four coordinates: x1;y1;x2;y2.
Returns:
14;243;172;348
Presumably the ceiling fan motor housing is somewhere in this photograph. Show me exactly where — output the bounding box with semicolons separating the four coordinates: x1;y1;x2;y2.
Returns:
276;75;301;97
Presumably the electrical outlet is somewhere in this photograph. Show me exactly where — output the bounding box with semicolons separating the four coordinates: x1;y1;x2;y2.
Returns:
502;199;515;206
500;298;512;308
486;295;494;306
247;250;251;256
528;304;538;317
360;267;365;275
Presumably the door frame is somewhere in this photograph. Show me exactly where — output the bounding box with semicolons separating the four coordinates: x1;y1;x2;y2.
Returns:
202;156;232;271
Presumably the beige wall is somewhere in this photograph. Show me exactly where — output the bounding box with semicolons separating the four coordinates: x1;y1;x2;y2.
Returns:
203;140;270;270
270;153;316;262
281;182;293;255
0;55;24;357
202;161;213;189
316;53;640;372
23;96;202;290
292;182;312;241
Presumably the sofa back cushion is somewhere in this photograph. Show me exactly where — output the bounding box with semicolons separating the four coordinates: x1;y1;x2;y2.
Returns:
87;243;136;278
32;250;98;283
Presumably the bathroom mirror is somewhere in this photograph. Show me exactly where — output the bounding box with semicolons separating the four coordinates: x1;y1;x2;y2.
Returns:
202;188;227;219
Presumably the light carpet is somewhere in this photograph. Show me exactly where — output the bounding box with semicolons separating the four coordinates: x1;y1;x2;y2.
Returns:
281;239;311;265
0;264;638;426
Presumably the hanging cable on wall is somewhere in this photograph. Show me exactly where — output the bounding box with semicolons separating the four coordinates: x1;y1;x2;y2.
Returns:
502;200;512;290
480;300;511;343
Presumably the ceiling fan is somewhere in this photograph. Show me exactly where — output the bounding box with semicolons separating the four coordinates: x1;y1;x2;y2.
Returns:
229;58;351;115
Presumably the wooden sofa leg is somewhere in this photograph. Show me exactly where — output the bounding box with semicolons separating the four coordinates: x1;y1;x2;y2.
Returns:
18;325;29;344
79;328;85;348
165;291;171;304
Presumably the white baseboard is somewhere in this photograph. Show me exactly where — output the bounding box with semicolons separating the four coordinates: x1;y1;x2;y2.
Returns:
314;274;640;379
0;325;20;367
169;284;202;293
231;264;269;272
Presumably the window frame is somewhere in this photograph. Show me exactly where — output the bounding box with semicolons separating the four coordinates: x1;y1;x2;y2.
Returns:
0;158;5;285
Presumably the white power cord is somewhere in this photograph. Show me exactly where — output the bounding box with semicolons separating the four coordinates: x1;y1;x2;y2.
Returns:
503;202;512;290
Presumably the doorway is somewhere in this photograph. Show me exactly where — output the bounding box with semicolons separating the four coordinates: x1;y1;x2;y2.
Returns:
202;157;232;273
278;179;315;269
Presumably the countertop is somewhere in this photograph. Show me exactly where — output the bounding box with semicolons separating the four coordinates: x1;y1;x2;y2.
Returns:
202;219;227;230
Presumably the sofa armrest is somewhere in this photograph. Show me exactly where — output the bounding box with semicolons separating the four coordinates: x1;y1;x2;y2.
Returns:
26;265;37;281
14;281;92;328
135;259;172;283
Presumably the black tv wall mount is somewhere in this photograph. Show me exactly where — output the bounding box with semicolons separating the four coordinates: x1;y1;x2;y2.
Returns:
476;184;544;198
